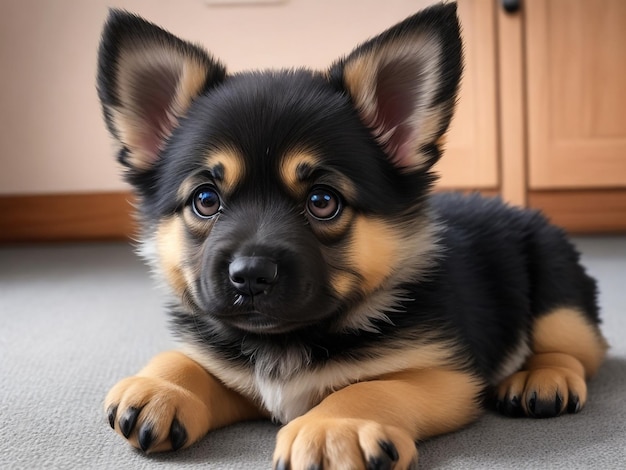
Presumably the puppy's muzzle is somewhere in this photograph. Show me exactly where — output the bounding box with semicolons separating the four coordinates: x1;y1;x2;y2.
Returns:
228;256;278;296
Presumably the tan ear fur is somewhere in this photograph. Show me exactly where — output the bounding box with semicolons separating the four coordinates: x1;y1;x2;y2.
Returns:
111;49;213;171
97;10;226;171
332;3;463;172
343;36;445;171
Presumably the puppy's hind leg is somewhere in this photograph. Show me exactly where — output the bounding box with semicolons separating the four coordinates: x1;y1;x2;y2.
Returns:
496;307;608;418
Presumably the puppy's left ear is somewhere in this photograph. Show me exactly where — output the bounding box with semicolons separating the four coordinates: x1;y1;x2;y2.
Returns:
330;2;463;172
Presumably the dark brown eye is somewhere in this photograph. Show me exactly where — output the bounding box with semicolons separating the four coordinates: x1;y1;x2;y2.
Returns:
306;186;342;220
192;185;221;218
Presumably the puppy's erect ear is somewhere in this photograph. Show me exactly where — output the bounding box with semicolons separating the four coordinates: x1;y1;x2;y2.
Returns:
97;10;226;172
330;2;462;172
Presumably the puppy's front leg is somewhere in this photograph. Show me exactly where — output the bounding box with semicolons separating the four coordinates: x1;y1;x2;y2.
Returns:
273;368;484;470
105;351;265;452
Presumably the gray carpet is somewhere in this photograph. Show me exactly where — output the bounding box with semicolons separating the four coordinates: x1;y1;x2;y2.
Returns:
1;237;625;469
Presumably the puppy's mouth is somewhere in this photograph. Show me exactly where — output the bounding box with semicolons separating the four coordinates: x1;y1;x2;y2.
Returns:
217;309;310;334
204;291;332;334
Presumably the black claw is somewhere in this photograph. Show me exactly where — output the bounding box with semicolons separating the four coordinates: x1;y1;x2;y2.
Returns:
367;440;398;470
499;395;524;418
107;405;118;429
367;455;393;470
119;406;141;438
528;391;563;418
495;398;503;414
169;418;188;451
509;395;524;417
527;391;537;415
555;393;563;415
567;395;581;414
378;440;399;462
138;424;155;452
274;459;289;470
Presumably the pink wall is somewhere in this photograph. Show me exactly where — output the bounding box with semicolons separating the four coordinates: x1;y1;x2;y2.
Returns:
0;0;435;195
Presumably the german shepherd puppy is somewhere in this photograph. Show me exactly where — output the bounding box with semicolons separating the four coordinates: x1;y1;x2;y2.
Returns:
98;3;607;468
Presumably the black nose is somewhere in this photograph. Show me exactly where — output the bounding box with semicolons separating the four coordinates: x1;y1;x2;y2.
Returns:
229;256;278;296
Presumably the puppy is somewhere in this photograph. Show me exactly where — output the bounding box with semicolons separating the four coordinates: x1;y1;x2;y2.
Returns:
97;3;607;469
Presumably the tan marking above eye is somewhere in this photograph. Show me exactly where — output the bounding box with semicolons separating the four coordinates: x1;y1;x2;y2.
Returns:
279;150;321;198
279;150;359;214
204;148;245;194
176;148;244;206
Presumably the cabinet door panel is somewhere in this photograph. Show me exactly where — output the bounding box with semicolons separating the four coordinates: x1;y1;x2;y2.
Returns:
526;0;626;188
436;0;499;189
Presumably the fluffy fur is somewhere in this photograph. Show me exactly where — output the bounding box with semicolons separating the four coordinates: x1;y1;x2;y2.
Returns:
98;4;607;469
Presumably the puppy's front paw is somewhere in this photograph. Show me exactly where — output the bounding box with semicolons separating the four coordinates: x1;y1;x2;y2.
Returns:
105;376;210;452
273;416;417;470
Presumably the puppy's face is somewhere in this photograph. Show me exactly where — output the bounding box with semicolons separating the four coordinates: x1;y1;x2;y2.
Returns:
142;72;430;334
97;5;462;334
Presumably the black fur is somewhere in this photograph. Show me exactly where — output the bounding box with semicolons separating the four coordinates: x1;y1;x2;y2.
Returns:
429;193;599;379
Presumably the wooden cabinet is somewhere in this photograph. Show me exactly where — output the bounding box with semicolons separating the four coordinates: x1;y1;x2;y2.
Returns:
444;0;626;232
522;0;626;232
526;0;626;189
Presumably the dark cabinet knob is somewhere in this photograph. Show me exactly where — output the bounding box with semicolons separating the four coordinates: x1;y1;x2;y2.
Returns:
502;0;521;14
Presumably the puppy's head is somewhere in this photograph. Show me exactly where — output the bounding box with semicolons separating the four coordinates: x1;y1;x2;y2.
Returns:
97;4;462;334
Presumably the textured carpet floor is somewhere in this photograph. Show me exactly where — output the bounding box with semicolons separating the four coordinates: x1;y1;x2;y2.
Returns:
1;237;625;469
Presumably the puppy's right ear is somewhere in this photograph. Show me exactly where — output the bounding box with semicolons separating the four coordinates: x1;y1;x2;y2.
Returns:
97;10;226;173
